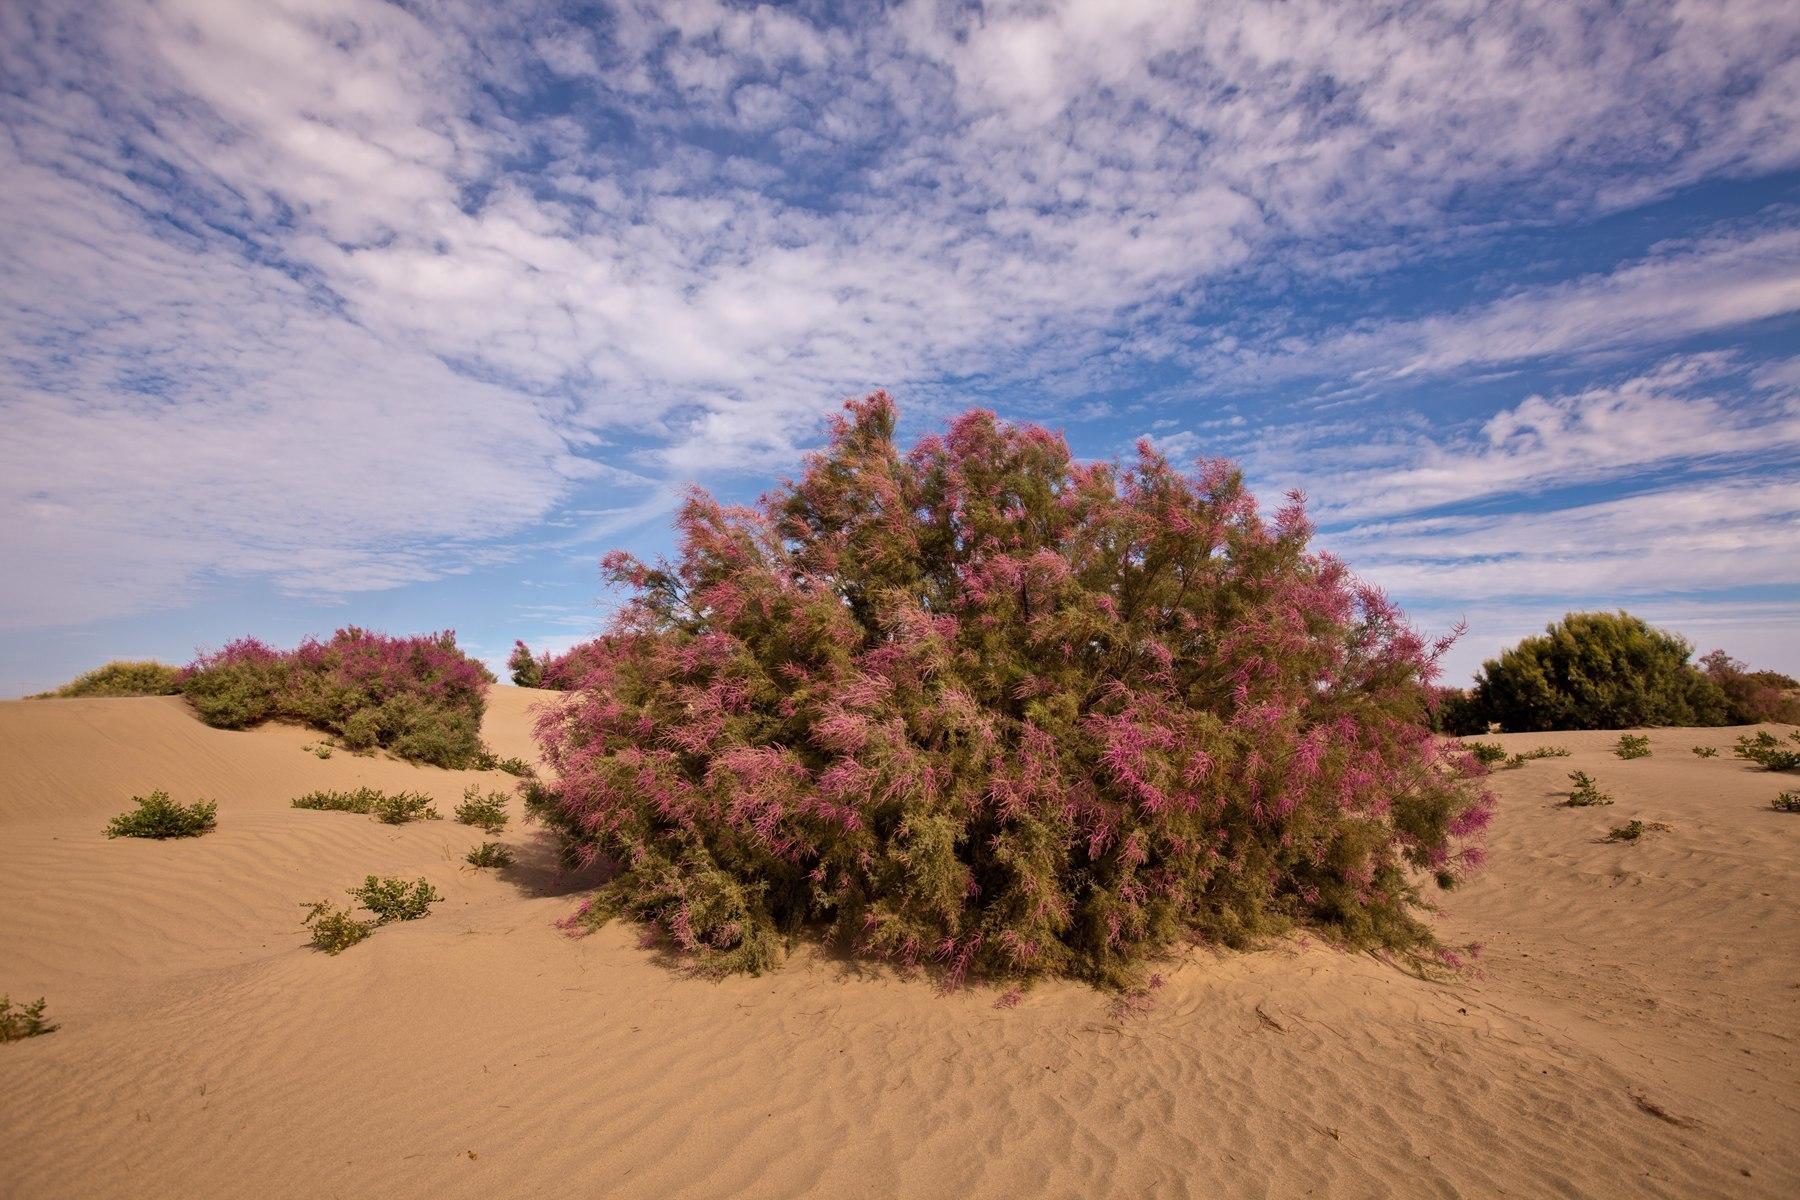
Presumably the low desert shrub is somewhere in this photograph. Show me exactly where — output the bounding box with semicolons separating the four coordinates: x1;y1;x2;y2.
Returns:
34;660;182;698
1613;734;1652;760
1464;612;1727;732
493;756;533;777
1465;741;1509;768
180;628;493;768
466;842;515;869
1563;771;1612;807
1506;745;1570;767
1771;791;1800;813
1605;819;1672;842
532;394;1493;987
302;876;442;952
302;901;375;954
1691;745;1719;758
1734;731;1800;772
349;876;442;923
454;786;509;834
0;996;57;1042
1698;651;1800;725
105;791;217;839
291;788;439;824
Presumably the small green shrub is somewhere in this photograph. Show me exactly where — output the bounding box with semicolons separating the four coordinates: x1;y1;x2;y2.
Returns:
290;788;438;824
348;876;442;923
1563;771;1613;807
1465;741;1508;767
302;742;334;759
1605;819;1671;842
104;791;217;839
34;660;182;698
370;792;440;825
292;788;378;814
466;842;515;869
1691;745;1719;758
1734;731;1800;772
1772;791;1800;813
493;756;533;777
0;996;57;1042
1499;745;1571;769
302;901;375;954
1613;734;1652;760
454;786;509;834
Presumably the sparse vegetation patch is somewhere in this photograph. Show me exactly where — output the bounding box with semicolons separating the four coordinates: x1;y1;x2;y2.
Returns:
0;996;57;1042
1772;791;1800;814
454;786;509;834
1613;734;1652;760
349;875;443;923
1734;731;1800;772
105;791;217;839
466;842;515;869
290;788;439;824
1564;771;1613;807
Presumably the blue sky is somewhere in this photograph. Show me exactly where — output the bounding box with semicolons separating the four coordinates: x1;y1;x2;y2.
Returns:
2;0;1797;696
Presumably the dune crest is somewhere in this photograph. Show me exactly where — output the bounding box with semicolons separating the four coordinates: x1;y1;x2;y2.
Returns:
1;697;1795;1198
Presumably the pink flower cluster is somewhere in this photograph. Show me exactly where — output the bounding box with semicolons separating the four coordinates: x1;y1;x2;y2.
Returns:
534;394;1492;985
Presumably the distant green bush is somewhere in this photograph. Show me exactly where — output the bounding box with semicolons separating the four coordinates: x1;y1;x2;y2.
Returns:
1691;745;1719;758
1467;612;1727;733
0;996;57;1042
466;842;515;869
1734;731;1800;772
34;660;182;698
1772;791;1800;813
291;788;439;824
454;786;509;835
1613;734;1651;760
180;628;493;768
1563;771;1612;807
105;790;217;839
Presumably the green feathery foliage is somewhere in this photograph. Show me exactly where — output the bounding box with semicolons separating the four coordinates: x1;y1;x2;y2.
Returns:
466;842;515;869
454;786;510;834
34;660;182;698
0;996;57;1042
1467;612;1727;733
1563;771;1612;807
104;791;217;839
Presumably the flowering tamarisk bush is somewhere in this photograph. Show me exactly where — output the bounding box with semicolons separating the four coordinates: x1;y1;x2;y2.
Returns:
533;395;1493;988
509;638;611;689
181;628;492;768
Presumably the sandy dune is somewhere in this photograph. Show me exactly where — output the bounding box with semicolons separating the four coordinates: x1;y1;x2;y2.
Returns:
1;693;1795;1199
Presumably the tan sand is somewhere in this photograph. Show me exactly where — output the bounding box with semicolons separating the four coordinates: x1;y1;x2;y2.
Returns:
1;696;1795;1198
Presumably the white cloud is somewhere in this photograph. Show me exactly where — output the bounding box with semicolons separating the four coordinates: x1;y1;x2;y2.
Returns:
1;0;1798;632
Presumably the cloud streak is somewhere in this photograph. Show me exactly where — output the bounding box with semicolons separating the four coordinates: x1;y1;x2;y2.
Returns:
0;0;1796;677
